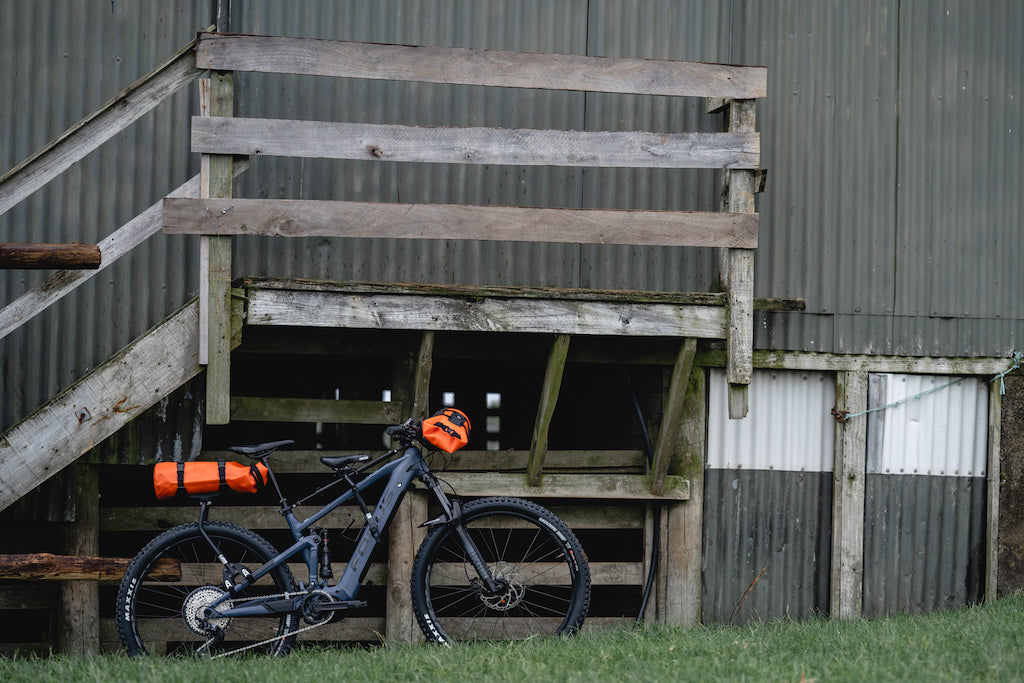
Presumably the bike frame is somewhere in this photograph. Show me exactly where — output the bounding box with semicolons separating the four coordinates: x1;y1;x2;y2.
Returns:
205;445;480;619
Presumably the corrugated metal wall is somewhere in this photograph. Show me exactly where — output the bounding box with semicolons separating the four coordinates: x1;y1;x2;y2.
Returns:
704;369;835;623
3;1;1022;434
863;374;988;616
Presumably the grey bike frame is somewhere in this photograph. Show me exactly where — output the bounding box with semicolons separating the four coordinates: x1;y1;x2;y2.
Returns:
209;445;475;619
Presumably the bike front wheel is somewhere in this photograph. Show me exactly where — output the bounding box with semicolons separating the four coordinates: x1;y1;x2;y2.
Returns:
411;496;591;644
116;521;298;656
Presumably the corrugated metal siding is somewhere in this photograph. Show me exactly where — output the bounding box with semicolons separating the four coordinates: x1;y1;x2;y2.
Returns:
866;374;988;477
708;368;836;472
895;1;1024;323
862;372;988;616
863;475;985;617
3;0;1024;433
0;1;210;436
703;469;833;624
703;368;835;623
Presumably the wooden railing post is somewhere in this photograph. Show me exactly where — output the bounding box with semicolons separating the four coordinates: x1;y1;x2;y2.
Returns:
830;371;868;619
59;463;99;654
718;99;758;419
200;51;235;425
386;331;434;644
527;334;571;486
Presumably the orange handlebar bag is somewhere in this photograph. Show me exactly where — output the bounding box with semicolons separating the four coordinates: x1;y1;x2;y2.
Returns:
421;408;471;453
153;461;270;500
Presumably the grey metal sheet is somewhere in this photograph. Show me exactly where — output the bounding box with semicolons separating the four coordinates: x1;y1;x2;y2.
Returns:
702;469;833;624
863;474;985;617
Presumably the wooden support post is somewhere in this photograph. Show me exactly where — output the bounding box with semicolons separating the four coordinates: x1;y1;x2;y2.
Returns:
830;371;868;619
651;338;696;495
666;367;707;625
721;99;757;419
59;463;99;655
386;331;434;644
986;380;1002;601
202;69;235;425
527;334;571;486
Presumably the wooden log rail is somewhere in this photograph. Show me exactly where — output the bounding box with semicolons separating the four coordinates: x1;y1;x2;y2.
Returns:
0;553;180;582
168;32;767;425
0;242;101;269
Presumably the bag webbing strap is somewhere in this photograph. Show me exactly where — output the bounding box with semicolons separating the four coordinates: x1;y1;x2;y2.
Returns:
218;460;228;493
176;462;186;497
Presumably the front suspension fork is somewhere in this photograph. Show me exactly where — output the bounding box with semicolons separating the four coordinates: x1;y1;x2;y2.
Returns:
420;473;503;594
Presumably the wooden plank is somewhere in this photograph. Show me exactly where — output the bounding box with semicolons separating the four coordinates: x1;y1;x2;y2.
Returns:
723;99;758;419
191;116;760;169
416;472;689;501
101;501;646;532
387;489;427;644
0;162;246;343
59;464;99;654
0;300;207;512
196;448;644;475
230;397;405;424
830;371;868;619
0;32;205;218
165;197;758;249
412;332;435;418
196;33;767;99
203;69;235;426
0;242;100;269
245;289;728;339
666;368;707;625
0;553;179;582
696;349;1015;375
986;380;1002;602
650;338;697;495
527;335;571;486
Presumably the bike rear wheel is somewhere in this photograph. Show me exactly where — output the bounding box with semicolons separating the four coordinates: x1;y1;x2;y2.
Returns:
116;521;298;656
411;496;590;644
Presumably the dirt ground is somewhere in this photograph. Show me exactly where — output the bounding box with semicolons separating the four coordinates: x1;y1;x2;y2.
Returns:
998;371;1024;595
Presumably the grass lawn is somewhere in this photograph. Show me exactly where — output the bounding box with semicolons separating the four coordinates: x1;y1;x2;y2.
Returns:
4;592;1024;682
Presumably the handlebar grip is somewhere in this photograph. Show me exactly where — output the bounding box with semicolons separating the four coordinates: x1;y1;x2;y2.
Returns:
385;425;401;436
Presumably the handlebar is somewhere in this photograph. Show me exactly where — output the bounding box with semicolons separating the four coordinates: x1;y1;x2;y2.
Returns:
386;418;423;445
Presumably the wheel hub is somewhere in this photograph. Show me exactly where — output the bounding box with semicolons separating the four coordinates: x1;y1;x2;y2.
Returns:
480;562;525;611
182;585;232;636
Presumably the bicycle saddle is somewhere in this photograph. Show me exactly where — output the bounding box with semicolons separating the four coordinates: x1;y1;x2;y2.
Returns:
320;454;371;469
226;439;295;456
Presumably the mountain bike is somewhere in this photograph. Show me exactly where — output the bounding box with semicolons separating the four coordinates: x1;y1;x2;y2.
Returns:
115;416;591;656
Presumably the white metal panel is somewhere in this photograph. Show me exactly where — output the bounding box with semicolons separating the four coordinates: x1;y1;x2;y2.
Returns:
708;369;836;473
866;374;988;477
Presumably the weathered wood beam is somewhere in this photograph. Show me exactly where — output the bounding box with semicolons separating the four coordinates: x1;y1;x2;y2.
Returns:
527;335;571;486
418;472;689;501
986;380;1002;602
202;69;236;426
196;33;767;99
191;116;760;170
722;99;758;419
0;300;211;512
0;553;180;582
164;197;758;249
696;349;1015;375
0;242;100;269
0;31;206;218
830;371;868;619
60;464;99;654
229;397;405;424
244;289;728;339
650;338;696;495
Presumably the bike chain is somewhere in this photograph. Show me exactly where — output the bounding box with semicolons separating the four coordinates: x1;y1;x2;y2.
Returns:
196;590;337;658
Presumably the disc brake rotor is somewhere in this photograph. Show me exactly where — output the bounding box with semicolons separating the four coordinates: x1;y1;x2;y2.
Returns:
481;561;526;611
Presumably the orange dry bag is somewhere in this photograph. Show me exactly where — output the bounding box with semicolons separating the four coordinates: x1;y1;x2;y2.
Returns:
153;461;270;500
421;408;471;453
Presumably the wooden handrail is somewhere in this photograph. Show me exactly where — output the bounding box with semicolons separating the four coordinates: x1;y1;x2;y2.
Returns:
0;28;210;218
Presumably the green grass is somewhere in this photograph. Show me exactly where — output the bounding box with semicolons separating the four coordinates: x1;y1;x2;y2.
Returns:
6;594;1024;682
